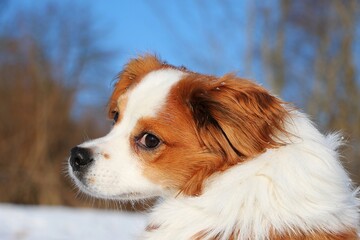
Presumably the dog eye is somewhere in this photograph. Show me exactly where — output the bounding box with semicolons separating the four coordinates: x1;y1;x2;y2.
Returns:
138;133;160;149
112;111;119;124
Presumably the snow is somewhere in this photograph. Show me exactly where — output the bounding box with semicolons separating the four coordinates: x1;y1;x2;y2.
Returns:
0;204;147;240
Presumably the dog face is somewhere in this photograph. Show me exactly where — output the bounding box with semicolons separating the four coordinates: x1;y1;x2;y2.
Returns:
68;55;288;200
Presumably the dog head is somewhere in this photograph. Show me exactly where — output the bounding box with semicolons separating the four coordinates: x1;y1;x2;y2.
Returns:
68;55;288;200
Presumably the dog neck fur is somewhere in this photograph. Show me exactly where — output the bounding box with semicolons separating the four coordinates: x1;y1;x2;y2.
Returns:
143;112;359;240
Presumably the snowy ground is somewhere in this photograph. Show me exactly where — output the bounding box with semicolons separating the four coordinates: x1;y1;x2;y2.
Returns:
0;204;147;240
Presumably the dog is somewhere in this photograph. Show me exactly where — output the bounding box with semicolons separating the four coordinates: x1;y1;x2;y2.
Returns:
68;55;359;239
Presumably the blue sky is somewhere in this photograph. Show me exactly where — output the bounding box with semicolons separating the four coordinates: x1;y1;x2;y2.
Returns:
7;0;257;120
80;0;250;73
73;0;252;113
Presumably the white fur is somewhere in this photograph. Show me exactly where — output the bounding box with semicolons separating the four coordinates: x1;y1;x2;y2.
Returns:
68;68;185;199
142;111;359;239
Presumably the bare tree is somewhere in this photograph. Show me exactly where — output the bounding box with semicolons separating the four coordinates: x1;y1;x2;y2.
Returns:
253;0;360;181
0;2;112;205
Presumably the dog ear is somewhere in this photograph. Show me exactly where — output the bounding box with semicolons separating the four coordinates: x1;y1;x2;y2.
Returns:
108;55;163;118
177;74;289;196
188;74;289;162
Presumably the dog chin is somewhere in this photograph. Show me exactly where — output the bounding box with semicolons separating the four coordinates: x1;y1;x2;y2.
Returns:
80;186;156;201
68;166;156;201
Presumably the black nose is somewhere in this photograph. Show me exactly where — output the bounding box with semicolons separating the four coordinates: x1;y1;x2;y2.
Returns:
70;147;94;171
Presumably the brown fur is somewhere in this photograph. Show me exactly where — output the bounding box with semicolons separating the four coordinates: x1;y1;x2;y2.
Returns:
108;54;186;120
108;55;164;119
123;64;290;196
145;224;160;232
180;73;290;158
269;229;359;240
193;229;358;240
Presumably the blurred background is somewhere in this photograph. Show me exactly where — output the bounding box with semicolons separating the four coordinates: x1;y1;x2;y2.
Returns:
0;0;359;211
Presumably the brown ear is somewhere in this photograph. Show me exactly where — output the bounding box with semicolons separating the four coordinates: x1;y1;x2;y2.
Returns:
188;74;289;162
108;55;163;118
